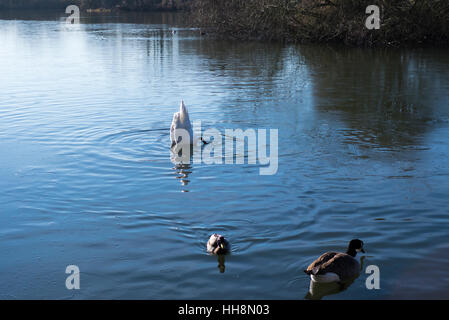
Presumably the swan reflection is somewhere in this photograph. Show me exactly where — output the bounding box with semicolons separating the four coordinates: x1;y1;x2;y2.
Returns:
173;163;192;191
170;144;196;192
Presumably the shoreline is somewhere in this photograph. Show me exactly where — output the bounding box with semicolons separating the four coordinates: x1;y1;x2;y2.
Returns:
189;0;449;48
1;1;448;48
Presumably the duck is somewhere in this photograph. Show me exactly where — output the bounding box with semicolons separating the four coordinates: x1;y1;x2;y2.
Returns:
170;100;194;148
304;239;365;283
207;234;230;255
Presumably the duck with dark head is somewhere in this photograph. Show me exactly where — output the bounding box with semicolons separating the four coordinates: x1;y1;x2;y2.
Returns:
304;239;365;283
207;234;230;273
207;234;230;255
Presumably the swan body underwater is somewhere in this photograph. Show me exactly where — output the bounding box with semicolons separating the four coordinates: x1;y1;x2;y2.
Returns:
207;234;230;255
304;239;365;283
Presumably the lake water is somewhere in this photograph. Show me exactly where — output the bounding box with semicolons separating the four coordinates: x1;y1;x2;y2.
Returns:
1;11;449;300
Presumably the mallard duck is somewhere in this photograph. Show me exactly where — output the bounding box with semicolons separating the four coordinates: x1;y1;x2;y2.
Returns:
304;239;365;283
207;234;230;255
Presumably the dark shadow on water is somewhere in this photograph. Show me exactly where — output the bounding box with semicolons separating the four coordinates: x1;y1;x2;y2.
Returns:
182;39;293;108
187;39;449;151
298;45;449;150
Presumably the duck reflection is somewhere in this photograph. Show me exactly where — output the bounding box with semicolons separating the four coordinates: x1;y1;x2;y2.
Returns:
217;254;226;273
305;276;356;300
207;234;231;273
305;256;365;300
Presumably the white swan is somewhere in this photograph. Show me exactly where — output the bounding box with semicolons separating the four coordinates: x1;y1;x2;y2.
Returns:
170;100;194;148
